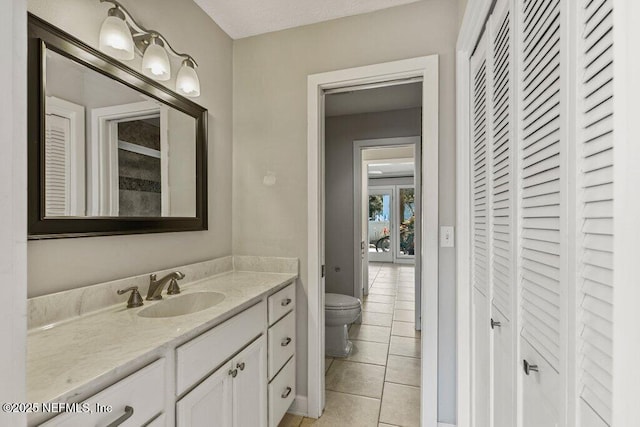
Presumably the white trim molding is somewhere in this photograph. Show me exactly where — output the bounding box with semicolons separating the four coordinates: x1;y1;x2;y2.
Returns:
288;395;308;417
455;2;493;427
307;55;439;427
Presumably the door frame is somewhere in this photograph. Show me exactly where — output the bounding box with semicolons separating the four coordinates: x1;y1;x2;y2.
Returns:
354;138;421;326
307;55;439;426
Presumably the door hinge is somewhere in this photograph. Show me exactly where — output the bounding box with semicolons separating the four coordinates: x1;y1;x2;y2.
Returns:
321;265;325;278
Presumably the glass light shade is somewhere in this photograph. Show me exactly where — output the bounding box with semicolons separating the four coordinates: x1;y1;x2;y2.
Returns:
98;15;134;60
142;40;170;81
176;61;201;97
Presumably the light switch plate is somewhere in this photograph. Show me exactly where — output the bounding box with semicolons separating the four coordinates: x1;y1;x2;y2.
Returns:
440;226;454;248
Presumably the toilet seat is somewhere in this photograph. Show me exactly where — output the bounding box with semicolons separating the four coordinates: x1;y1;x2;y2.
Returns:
325;293;360;310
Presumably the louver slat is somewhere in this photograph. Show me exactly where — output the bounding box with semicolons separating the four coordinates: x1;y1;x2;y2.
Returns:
44;114;71;217
491;9;512;319
519;0;562;372
472;51;489;297
578;0;613;424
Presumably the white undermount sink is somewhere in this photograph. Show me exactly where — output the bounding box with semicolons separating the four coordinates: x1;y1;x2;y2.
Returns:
138;291;226;318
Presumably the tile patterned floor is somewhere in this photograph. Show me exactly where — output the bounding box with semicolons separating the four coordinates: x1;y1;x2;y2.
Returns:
279;262;421;427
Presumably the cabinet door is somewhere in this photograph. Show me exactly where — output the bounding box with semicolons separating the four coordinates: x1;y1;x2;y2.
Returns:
176;361;233;427
233;336;268;427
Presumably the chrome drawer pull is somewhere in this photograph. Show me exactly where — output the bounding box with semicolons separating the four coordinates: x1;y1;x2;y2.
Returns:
105;406;134;427
281;337;292;347
281;387;292;398
490;318;501;329
229;368;238;378
523;359;539;375
237;362;245;371
281;298;292;307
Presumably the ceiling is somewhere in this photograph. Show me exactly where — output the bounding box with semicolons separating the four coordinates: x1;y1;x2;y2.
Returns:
368;161;415;178
325;82;422;117
193;0;423;39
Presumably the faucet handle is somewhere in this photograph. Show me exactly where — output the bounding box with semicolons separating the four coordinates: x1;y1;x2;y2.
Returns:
117;286;144;308
167;278;181;295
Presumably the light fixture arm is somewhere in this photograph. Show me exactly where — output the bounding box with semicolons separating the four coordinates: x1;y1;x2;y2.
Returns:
99;0;198;67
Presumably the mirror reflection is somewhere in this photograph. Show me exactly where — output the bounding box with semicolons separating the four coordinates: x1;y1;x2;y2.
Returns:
44;48;196;218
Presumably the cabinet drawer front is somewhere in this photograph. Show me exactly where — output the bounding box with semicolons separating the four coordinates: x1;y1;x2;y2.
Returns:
41;358;165;427
268;283;295;325
268;312;295;380
176;301;266;395
268;357;296;427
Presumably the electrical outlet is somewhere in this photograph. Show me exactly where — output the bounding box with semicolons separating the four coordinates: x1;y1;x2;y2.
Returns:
440;226;454;248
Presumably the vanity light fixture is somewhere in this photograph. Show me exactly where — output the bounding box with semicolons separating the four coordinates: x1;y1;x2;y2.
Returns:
98;0;200;96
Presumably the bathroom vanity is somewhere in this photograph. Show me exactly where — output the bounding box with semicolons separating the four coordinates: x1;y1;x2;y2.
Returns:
27;256;297;427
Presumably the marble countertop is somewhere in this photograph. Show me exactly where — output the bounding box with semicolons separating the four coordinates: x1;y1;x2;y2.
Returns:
27;270;296;408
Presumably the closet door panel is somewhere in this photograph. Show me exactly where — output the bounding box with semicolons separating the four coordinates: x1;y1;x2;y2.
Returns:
489;1;515;426
518;0;564;425
470;31;491;427
577;0;614;425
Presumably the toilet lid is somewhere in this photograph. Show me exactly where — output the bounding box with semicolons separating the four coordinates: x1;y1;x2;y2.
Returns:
325;293;361;309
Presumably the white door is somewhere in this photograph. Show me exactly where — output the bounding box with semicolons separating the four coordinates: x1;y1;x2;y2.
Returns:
176;360;234;427
470;30;491;427
517;0;563;424
488;0;515;426
232;336;267;427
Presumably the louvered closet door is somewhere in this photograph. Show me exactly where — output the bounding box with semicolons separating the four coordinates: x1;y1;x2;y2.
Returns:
470;31;491;427
518;0;564;425
488;1;515;426
44;114;71;217
576;0;613;425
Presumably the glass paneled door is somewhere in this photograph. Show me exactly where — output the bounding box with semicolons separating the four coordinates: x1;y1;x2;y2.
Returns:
368;188;393;263
396;186;415;261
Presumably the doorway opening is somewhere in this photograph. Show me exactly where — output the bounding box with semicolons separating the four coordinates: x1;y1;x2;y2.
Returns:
306;56;439;427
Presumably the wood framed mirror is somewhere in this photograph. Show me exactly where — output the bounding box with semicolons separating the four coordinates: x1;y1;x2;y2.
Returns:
28;14;208;239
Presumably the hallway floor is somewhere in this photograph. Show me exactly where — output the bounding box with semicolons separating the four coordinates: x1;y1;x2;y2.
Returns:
280;262;421;427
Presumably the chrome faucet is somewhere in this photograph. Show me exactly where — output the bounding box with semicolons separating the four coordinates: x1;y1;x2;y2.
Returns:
146;271;185;300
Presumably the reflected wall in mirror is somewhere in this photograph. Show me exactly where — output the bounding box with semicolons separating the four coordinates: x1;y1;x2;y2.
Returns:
44;49;196;218
29;14;207;238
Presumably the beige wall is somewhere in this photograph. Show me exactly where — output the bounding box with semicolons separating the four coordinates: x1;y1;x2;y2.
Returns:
232;0;458;422
325;108;421;297
27;0;233;297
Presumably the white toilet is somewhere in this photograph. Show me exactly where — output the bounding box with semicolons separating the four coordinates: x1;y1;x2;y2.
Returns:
325;293;362;357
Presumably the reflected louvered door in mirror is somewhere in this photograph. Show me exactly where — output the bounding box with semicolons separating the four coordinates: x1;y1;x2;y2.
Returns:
518;0;564;425
576;0;613;425
488;1;516;426
470;31;491;427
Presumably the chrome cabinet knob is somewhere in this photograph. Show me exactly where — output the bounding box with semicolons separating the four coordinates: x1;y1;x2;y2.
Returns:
236;362;245;371
490;318;501;329
281;337;292;347
523;359;539;375
229;368;238;378
281;298;292;307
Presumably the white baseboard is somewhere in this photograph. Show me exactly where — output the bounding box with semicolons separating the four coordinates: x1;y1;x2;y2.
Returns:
438;423;456;427
287;395;308;417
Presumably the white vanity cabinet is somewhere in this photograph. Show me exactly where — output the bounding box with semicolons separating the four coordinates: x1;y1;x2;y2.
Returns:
176;336;267;427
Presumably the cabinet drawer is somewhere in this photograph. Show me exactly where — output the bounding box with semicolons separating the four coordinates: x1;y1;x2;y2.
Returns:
268;283;295;325
268;312;295;380
268;357;295;427
176;301;266;395
40;358;165;427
